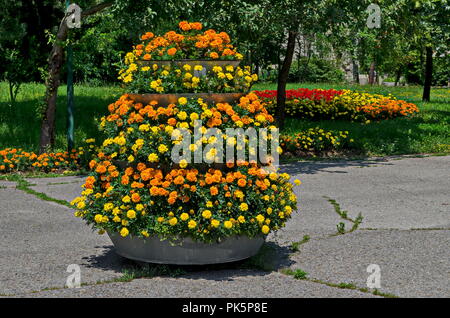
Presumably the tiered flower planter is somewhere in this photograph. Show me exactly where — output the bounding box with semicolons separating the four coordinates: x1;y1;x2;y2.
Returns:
73;21;298;265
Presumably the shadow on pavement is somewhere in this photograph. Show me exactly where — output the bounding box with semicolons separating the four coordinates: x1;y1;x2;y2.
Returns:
83;241;294;281
280;158;394;175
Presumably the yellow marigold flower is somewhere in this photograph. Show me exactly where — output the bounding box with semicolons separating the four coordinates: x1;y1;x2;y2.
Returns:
239;203;248;211
238;215;246;223
179;159;188;168
261;225;270;235
158;144;168;153
180;213;189;221
157;217;164;223
148;153;159;162
177;111;188;120
127;210;136;219
267;207;273;214
77;201;86;209
94;214;103;223
211;219;220;228
194;65;203;71
190;112;199;121
122;195;131;203
136;204;144;211
103;203;114;211
120;227;129;237
224;220;233;229
202;210;212;219
169;217;178;226
188;219;197;229
183;64;191;71
113;216;121;223
128;155;134;163
256;214;265;223
141;230;149;237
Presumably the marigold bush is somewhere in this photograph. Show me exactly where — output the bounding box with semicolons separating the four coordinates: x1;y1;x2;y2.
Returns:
254;88;419;121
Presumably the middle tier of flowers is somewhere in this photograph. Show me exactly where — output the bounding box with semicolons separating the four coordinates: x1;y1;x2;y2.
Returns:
118;61;258;94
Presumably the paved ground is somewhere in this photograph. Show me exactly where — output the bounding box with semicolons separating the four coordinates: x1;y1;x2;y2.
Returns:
0;155;449;298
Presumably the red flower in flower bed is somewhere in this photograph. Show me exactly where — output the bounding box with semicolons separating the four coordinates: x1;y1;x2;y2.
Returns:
254;88;343;102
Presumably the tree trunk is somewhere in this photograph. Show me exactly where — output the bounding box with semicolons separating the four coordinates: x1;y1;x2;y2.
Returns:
422;46;433;102
352;59;359;84
39;14;68;153
394;66;402;86
368;61;376;85
39;1;113;153
296;36;302;82
276;30;297;130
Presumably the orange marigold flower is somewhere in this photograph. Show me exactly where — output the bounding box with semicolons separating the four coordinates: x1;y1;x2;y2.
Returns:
237;178;247;187
210;186;219;196
96;165;106;174
121;175;130;185
131;193;141;203
167;47;177;56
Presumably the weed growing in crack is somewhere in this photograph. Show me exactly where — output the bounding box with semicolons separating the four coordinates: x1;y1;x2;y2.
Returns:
280;268;309;280
324;196;364;235
290;235;311;252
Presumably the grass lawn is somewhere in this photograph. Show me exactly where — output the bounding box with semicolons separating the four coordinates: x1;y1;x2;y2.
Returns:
0;81;449;156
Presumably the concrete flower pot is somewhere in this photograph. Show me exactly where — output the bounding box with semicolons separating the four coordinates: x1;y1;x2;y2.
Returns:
139;59;241;75
108;232;264;265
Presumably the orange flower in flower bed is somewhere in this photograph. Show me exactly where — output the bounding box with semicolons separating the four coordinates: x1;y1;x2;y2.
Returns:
0;148;79;174
356;98;419;120
0;139;99;174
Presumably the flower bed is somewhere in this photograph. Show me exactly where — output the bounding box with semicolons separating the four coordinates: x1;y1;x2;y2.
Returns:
280;128;353;156
0;140;99;174
254;88;419;121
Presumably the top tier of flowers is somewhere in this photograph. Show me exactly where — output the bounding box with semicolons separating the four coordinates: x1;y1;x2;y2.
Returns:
135;21;242;61
118;22;257;94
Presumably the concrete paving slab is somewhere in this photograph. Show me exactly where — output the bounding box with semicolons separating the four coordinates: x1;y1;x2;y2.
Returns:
29;181;85;203
0;188;124;295
281;155;450;231
289;229;450;298
13;270;377;298
25;175;87;185
0;180;17;188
